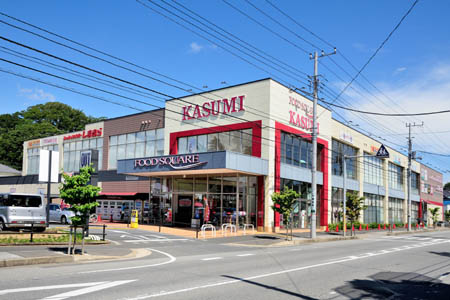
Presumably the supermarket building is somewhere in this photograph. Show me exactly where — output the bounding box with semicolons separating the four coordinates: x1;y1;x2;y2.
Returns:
1;78;444;230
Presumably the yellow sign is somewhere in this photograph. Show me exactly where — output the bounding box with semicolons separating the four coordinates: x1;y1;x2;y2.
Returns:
130;209;139;228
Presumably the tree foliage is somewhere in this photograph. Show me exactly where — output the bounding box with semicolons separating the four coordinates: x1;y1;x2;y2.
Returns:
0;102;104;170
445;211;450;222
271;186;300;238
428;207;440;226
59;166;101;226
341;191;367;225
444;182;450;191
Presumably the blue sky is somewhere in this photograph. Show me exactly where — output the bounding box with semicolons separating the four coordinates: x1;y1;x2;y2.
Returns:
1;0;450;182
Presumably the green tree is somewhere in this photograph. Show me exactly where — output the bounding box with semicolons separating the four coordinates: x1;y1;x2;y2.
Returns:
444;211;450;222
0;102;104;170
341;191;367;231
271;186;300;240
59;165;101;227
429;207;440;227
444;182;450;192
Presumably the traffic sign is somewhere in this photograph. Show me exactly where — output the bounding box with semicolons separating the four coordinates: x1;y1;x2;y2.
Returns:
376;144;390;158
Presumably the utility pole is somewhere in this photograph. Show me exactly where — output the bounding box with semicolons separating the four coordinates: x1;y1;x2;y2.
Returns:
310;48;336;239
406;122;423;231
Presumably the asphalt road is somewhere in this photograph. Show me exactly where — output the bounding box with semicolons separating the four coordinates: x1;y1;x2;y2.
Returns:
1;229;450;300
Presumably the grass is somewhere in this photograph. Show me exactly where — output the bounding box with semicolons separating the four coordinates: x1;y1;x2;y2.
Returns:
0;232;101;244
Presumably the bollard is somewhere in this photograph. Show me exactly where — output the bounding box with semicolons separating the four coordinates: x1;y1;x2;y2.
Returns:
359;224;362;231
30;223;34;243
196;223;199;239
102;224;106;241
336;225;339;232
383;224;386;230
378;224;381;230
416;223;419;229
352;224;355;231
366;224;369;231
325;225;329;232
405;223;408;229
393;224;396;229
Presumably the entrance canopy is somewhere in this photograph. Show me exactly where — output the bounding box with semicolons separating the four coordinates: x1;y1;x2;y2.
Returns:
117;151;268;177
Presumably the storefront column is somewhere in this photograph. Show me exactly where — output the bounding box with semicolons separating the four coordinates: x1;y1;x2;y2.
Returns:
257;176;265;231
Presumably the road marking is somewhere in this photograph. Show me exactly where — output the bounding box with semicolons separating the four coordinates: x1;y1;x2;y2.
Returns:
0;282;106;295
111;230;128;233
202;257;223;261
79;248;176;274
236;254;255;257
120;234;146;240
123;238;188;243
40;280;136;300
109;239;121;245
121;239;450;299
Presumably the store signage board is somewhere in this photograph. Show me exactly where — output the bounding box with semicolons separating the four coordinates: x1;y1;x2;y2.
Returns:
376;144;390;158
288;96;319;133
134;154;207;170
182;95;245;121
38;150;59;183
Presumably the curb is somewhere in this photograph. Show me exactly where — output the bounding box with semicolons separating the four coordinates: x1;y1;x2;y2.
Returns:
0;241;110;246
0;248;152;268
0;255;74;268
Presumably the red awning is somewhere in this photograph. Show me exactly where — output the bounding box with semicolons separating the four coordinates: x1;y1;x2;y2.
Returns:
99;192;137;196
421;199;443;206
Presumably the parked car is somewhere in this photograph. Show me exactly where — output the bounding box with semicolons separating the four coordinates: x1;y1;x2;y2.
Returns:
48;203;75;224
0;193;46;231
436;221;449;227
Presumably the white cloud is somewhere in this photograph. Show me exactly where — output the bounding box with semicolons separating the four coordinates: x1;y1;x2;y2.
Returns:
335;62;450;158
18;87;55;101
189;42;204;54
393;66;407;75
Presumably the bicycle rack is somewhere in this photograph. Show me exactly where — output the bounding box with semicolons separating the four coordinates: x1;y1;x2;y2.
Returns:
242;224;255;235
222;223;236;236
201;224;216;238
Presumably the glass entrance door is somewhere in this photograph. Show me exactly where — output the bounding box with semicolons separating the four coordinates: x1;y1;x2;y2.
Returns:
176;194;193;227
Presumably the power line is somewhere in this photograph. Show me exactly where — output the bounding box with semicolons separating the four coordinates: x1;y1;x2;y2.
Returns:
328;0;419;106
320;98;450;116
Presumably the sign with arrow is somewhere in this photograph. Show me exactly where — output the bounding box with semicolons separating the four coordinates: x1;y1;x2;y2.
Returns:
376;144;390;158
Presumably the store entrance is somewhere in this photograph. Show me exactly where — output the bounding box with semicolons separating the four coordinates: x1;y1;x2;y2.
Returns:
176;194;193;227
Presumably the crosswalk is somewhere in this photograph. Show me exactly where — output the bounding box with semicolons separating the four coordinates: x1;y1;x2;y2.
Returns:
380;235;447;244
120;234;191;244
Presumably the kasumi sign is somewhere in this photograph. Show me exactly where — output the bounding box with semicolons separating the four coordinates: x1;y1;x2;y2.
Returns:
288;96;319;133
134;154;207;170
182;95;245;121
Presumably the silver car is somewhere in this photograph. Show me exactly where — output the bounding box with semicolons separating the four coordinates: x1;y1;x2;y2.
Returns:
0;193;47;231
48;203;75;224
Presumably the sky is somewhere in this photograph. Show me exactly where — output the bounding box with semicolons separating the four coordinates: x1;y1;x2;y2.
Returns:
1;0;450;182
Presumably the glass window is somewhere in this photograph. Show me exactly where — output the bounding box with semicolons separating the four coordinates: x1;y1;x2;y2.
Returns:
82;140;89;150
208;176;222;193
127;133;136;144
156;139;164;155
178;137;187;154
135;142;145;158
364;154;383;186
389;163;404;190
136;131;146;143
110;135;118;146
118;134;126;145
187;136;197;153
197;135;207;152
222;176;237;194
90;139;97;149
229;131;241;153
117;144;126;160
146;130;156;141
363;193;384;224
388;197;404;224
218;132;229;151
126;143;135;159
242;129;252;155
109;146;117;170
332;139;357;179
208;133;218;151
146;141;155;157
156;128;164;140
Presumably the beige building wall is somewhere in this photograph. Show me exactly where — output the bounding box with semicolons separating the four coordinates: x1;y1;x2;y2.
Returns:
331;119;419;224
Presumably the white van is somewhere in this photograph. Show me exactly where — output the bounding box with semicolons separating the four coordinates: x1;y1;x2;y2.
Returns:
0;193;47;231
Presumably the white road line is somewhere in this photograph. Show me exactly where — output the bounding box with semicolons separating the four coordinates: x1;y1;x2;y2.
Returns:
123;239;188;243
79;248;176;274
202;257;223;261
0;282;106;295
236;254;255;257
108;239;121;245
40;280;136;300
111;230;128;233
147;235;167;239
121;240;450;299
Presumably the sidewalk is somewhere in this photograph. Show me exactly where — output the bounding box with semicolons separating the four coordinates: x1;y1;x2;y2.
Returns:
0;243;147;268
